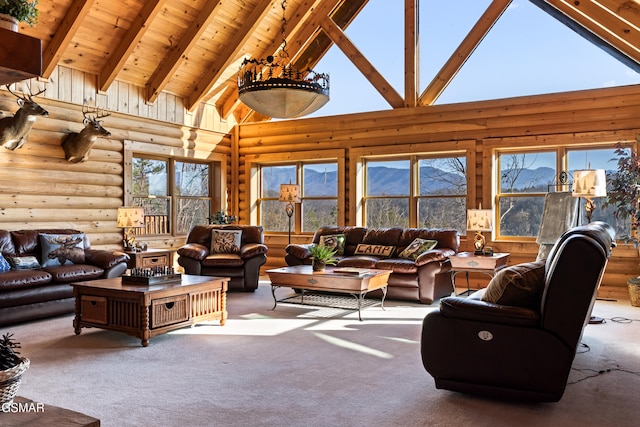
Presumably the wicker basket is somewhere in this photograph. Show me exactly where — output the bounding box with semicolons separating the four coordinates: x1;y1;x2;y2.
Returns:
0;358;30;406
627;277;640;307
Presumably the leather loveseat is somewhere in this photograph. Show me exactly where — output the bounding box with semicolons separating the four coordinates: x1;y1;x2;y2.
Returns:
177;224;268;292
285;226;460;304
0;229;130;325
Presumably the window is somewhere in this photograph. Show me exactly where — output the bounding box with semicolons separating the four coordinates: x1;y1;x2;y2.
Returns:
363;155;467;231
132;156;214;236
258;162;338;232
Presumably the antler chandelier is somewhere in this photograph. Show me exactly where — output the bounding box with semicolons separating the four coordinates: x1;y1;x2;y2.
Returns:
238;0;329;118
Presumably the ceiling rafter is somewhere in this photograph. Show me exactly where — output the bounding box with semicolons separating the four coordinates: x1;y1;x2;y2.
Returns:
419;0;512;106
99;0;167;92
146;0;225;104
405;0;418;107
42;0;95;79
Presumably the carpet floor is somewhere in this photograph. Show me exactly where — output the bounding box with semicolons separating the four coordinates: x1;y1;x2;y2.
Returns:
3;281;640;427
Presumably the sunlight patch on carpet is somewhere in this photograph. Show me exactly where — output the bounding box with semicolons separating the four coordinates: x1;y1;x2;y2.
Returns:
167;316;318;336
314;332;393;359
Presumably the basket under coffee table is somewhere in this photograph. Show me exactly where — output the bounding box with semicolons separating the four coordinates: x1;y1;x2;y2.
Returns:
266;266;391;321
71;274;229;346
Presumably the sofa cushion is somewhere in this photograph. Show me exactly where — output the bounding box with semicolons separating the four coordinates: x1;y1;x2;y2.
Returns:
398;238;438;260
40;233;86;267
0;269;53;290
336;256;378;269
210;230;242;254
8;256;41;270
375;258;418;274
0;253;10;272
482;260;546;309
202;253;244;267
319;234;346;255
354;244;395;257
44;264;105;283
362;228;403;246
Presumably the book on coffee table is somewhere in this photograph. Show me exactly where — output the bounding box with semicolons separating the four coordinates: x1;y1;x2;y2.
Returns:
333;267;370;276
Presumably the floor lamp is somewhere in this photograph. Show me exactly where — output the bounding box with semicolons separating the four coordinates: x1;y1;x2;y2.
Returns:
572;169;607;224
279;183;300;245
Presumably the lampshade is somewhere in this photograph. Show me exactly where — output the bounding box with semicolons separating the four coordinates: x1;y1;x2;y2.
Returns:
279;184;301;203
572;170;607;197
467;209;493;232
116;207;145;229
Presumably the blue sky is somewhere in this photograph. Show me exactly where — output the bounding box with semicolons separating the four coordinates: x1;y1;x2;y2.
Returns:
307;0;640;118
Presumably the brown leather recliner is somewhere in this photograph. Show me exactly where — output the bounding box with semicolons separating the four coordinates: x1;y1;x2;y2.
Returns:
177;224;268;292
420;222;615;402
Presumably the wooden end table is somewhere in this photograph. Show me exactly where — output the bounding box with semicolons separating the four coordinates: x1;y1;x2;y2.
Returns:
71;274;228;346
125;248;172;269
449;251;510;296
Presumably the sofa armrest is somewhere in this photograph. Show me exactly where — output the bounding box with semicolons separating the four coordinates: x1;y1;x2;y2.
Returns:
285;244;312;260
415;248;455;266
84;249;129;270
177;243;209;261
240;243;268;259
439;296;539;327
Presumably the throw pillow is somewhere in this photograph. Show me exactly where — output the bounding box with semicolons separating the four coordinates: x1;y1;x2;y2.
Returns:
398;238;438;260
210;230;242;254
319;234;346;255
40;233;86;267
354;244;395;257
8;256;41;270
0;253;10;272
481;260;547;309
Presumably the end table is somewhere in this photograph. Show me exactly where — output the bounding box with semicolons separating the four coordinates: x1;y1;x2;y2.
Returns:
449;251;509;296
125;248;172;270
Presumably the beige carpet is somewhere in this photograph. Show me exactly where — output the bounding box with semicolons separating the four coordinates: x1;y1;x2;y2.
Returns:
4;281;640;427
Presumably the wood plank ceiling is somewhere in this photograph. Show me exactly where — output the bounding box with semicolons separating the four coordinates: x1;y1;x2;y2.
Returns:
15;0;640;123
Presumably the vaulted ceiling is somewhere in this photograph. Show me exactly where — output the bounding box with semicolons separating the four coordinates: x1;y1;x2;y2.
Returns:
15;0;640;123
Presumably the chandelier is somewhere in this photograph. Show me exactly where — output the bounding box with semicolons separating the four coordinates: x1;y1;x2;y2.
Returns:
238;0;329;118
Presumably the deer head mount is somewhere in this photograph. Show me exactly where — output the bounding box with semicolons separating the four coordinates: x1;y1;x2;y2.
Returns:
0;84;49;150
62;101;111;163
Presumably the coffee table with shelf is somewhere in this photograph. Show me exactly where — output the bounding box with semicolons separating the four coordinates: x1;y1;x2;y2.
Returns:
266;265;392;321
71;274;228;346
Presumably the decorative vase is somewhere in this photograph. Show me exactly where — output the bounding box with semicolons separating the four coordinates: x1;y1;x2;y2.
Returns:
0;358;29;406
0;14;18;32
312;259;326;272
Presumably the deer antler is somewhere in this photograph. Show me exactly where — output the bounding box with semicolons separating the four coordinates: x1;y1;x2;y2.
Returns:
5;85;28;101
82;102;111;121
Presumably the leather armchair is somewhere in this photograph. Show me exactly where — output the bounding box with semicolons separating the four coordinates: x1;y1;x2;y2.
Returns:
177;224;268;292
420;222;615;402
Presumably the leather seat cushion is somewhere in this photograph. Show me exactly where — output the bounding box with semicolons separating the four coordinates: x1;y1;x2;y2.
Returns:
336;256;378;269
376;258;418;274
0;269;52;290
43;264;105;283
202;253;244;267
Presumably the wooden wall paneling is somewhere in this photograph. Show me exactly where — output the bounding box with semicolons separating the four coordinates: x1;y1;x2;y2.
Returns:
117;80;129;113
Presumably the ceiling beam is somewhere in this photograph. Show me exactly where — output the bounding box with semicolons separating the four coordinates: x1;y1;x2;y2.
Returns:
42;0;95;79
419;0;512;106
319;14;404;108
99;0;167;92
146;0;224;104
185;0;276;111
405;0;418;107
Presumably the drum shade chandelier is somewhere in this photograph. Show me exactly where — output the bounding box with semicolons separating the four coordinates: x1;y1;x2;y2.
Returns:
238;0;329;118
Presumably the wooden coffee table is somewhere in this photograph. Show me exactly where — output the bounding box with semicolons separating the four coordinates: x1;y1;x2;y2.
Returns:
266;266;392;321
71;274;228;346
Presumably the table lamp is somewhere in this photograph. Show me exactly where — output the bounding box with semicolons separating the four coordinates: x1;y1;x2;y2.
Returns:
572;169;607;223
467;208;493;255
117;207;145;250
279;183;300;245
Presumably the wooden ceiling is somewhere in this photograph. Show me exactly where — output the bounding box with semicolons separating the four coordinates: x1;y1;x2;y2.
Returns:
15;0;640;122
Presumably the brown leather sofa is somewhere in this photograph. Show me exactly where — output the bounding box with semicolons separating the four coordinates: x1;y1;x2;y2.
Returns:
177;224;268;292
420;222;615;402
285;226;460;304
0;229;129;325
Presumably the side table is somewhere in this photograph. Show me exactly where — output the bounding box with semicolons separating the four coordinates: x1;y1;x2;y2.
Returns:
449;251;510;296
125;248;172;270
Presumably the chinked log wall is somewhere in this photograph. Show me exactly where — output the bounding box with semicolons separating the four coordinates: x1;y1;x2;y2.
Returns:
0;66;232;251
237;84;640;298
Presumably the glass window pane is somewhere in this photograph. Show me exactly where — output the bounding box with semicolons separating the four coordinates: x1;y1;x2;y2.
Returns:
261;200;289;232
499;195;545;237
176;198;210;235
418;157;466;195
175;161;209;197
302;200;338;232
303;163;337;196
366;198;409;228
133;197;170;235
418;197;467;232
133;158;167;197
262;165;296;198
367;160;410;196
499;152;555;194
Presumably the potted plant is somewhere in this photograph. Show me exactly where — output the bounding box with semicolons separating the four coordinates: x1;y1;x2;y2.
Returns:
208;210;237;225
0;333;29;406
0;0;39;31
309;244;338;272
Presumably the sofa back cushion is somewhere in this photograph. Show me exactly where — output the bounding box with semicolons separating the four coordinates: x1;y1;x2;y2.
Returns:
9;229;88;257
362;228;403;247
